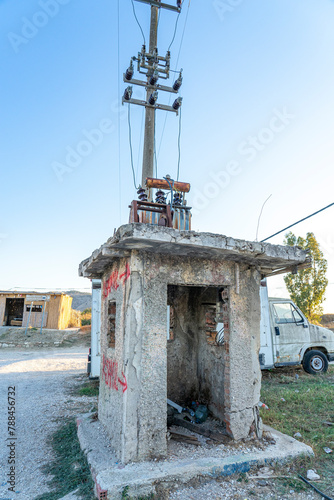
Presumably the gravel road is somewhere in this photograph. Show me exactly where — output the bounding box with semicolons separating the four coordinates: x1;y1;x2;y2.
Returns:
0;347;95;500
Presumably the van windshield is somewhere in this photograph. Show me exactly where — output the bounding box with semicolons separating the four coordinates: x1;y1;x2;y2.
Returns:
272;302;304;324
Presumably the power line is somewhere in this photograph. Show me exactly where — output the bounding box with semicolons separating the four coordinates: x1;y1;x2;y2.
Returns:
157;0;191;162
256;194;272;242
168;12;181;52
136;108;145;182
130;0;146;45
261;201;334;242
117;0;122;224
127;104;138;189
154;132;158;178
176;106;182;181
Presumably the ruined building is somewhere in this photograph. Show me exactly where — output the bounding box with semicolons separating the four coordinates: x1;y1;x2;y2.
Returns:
79;219;309;463
79;0;309;465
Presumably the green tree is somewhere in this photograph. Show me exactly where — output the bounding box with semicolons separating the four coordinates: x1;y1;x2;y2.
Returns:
284;232;328;324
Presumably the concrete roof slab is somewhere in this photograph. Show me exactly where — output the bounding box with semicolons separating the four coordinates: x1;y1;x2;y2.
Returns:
79;224;310;278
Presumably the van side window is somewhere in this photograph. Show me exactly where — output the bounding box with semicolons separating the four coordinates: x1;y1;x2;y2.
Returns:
272;303;303;324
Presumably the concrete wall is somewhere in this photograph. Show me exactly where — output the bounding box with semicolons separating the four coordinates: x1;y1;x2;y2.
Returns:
98;250;262;463
0;297;6;326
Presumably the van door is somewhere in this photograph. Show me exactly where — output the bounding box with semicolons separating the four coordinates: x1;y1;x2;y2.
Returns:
270;301;310;364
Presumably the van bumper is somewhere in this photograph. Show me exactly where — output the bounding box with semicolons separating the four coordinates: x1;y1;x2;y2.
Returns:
328;354;334;362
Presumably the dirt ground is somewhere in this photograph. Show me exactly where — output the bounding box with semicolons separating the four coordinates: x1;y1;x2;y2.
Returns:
0;325;91;348
0;334;328;500
0;346;95;500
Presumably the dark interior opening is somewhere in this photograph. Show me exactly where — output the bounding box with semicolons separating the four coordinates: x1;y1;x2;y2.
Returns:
4;298;24;326
167;285;229;422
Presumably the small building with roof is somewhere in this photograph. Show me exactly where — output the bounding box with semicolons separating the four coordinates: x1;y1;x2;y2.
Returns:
0;291;75;330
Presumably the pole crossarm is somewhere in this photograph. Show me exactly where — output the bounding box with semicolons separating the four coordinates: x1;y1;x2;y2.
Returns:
126;0;183;192
134;0;181;13
122;98;179;114
123;75;178;93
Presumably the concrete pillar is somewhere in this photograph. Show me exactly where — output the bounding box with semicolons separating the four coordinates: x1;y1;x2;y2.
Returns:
90;280;101;378
223;266;262;440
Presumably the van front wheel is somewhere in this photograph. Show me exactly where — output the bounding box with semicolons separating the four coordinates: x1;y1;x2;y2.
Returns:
303;350;328;374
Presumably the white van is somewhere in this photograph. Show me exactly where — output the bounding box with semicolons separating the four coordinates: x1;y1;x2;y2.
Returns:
259;281;334;374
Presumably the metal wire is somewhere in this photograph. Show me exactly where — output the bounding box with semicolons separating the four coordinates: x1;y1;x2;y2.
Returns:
168;13;181;52
154;131;158;178
117;0;122;224
128;105;138;189
176;106;182;181
299;476;334;500
136;108;145;182
255;194;272;242
157;0;191;159
261;201;334;242
130;0;146;45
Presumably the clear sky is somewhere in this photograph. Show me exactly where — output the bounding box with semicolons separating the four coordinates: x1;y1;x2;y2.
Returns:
1;0;334;310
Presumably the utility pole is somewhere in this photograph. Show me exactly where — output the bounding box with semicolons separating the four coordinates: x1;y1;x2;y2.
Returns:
142;4;159;188
122;0;183;198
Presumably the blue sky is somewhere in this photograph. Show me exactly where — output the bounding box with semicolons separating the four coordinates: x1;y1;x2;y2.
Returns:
1;0;334;310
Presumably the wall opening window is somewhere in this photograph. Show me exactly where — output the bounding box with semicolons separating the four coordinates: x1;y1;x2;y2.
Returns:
26;305;43;312
107;301;116;348
272;302;303;324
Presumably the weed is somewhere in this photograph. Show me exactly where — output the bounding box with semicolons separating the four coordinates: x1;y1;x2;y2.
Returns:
121;487;155;500
77;379;99;397
34;418;95;500
260;365;334;498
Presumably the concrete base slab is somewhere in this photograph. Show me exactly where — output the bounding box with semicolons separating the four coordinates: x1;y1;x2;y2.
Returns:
77;413;313;500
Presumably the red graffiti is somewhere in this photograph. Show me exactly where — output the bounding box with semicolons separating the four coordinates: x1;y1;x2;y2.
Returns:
102;354;128;393
119;262;131;284
103;263;131;299
117;372;128;393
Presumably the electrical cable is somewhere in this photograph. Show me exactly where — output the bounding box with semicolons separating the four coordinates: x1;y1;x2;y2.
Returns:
117;0;122;224
299;476;334;500
127;105;138;189
176;107;182;181
136;108;145;182
154;131;158;178
256;194;272;242
130;0;146;45
168;13;181;52
164;176;175;208
261;202;334;242
157;0;191;160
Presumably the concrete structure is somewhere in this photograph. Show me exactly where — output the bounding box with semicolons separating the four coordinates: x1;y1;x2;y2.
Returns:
90;280;102;378
79;223;310;464
0;291;77;329
77;413;313;500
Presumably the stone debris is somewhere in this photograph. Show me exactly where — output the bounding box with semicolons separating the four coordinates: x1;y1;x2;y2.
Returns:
306;469;320;481
294;432;302;438
169;474;320;499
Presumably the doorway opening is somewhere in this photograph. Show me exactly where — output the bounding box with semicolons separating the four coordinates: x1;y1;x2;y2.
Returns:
4;298;24;326
167;285;229;421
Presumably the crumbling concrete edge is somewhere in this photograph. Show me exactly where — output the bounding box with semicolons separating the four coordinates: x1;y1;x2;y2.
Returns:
76;415;313;500
76;415;112;499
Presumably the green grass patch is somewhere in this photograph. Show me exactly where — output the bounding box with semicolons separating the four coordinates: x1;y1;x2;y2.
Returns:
34;419;95;500
121;487;155;500
77;379;99;397
260;366;334;497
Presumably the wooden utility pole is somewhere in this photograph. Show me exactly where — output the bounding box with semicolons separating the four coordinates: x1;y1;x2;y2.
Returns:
123;0;183;198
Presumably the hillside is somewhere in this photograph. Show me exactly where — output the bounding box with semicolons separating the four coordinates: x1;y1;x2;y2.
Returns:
65;290;92;311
